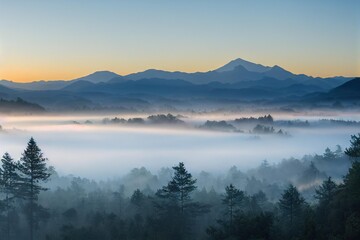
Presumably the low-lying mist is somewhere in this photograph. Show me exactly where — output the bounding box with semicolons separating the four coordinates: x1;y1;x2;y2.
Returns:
1;111;359;240
0;112;357;180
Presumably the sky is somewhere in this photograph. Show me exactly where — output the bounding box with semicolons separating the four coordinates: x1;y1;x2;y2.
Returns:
0;0;359;82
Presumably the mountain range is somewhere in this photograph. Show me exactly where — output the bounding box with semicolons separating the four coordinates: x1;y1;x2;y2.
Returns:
0;58;358;111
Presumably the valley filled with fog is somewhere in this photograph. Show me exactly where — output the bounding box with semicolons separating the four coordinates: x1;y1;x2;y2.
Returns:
0;111;358;179
1;1;359;239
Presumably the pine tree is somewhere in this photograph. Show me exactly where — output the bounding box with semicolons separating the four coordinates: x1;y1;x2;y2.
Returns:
0;152;20;240
155;162;208;240
323;148;336;161
222;184;244;229
17;137;51;240
278;185;304;227
344;132;360;214
156;162;197;214
131;189;145;208
315;177;337;205
345;134;360;159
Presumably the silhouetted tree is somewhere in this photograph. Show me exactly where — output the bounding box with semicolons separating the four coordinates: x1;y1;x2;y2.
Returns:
155;162;208;240
17;137;51;240
207;210;274;240
323;147;336;161
278;184;305;235
0;153;20;240
343;161;360;237
315;177;337;205
313;177;337;238
222;184;244;229
131;189;145;208
301;161;321;184
156;162;197;214
334;145;343;157
345;133;360;159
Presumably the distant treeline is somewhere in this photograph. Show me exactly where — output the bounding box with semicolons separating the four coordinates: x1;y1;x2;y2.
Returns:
94;113;360;135
199;120;237;132
234;114;274;124
0;134;360;240
317;119;360;127
103;113;184;125
57;113;360;139
0;98;45;113
100;113;290;135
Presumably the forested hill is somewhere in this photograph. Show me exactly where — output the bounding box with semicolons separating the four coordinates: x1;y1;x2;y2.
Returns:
0;98;45;113
1;135;360;239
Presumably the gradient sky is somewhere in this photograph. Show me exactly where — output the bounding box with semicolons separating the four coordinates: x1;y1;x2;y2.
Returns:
0;0;359;82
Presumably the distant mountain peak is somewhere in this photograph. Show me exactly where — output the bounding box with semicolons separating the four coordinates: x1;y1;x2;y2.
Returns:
62;80;95;92
268;65;288;72
93;70;114;73
73;71;121;83
263;65;295;80
215;58;271;73
331;77;360;92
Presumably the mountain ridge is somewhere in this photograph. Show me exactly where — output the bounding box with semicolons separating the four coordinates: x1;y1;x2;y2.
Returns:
0;76;357;111
0;58;351;84
215;58;271;73
0;58;354;91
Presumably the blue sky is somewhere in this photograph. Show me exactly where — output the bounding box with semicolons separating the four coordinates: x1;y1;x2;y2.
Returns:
0;0;359;82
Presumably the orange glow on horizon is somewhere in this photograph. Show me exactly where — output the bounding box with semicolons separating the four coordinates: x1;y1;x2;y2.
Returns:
1;57;359;83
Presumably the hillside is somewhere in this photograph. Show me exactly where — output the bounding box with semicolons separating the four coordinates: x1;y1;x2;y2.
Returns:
0;98;45;113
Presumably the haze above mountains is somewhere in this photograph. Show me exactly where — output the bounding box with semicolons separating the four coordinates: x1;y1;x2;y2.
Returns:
0;58;358;111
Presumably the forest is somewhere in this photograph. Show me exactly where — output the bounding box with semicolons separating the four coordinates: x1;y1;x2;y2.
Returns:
0;134;359;240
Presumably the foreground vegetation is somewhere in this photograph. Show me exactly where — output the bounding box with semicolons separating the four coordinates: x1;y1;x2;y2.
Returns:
0;134;359;240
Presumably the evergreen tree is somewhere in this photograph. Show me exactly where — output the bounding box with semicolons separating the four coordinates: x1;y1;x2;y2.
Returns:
343;161;360;214
314;177;338;238
155;162;208;240
222;184;244;229
314;177;337;205
131;189;145;208
323;148;336;161
343;133;360;238
345;133;360;159
334;145;343;157
17;137;51;240
278;185;304;229
0;152;20;240
156;162;197;214
301;162;321;183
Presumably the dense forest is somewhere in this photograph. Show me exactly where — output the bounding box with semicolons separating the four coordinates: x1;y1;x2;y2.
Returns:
0;98;45;113
0;134;360;240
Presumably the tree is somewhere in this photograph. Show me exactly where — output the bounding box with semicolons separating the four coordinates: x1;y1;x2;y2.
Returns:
334;145;343;157
315;134;360;239
17;137;51;240
315;177;337;205
222;184;244;229
131;189;145;208
156;162;197;214
343;161;360;213
207;212;274;240
301;162;321;183
155;162;208;240
278;185;304;228
344;133;360;215
314;177;338;238
0;152;20;240
345;133;360;159
323;148;336;161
